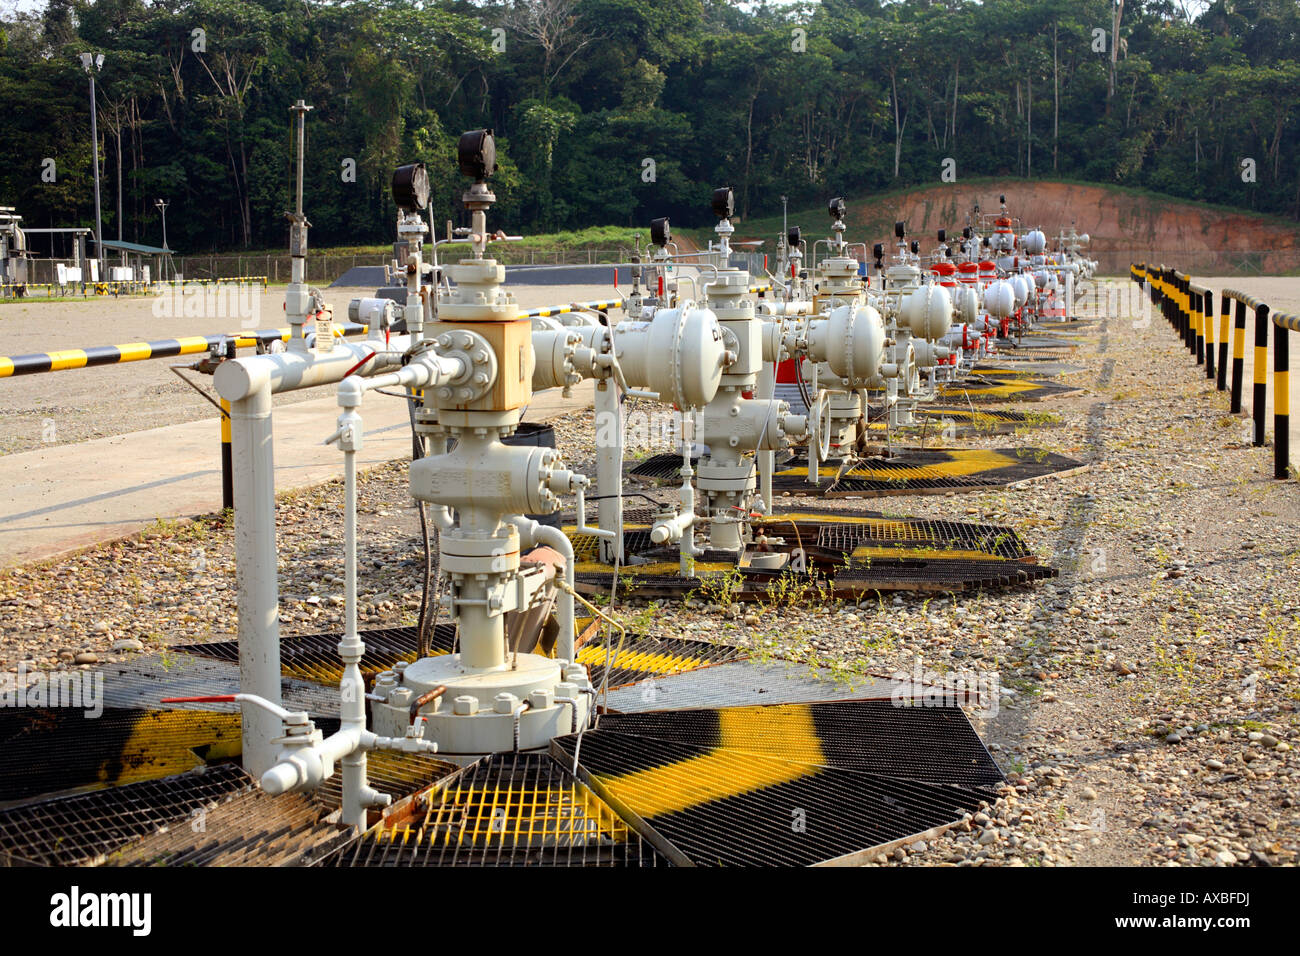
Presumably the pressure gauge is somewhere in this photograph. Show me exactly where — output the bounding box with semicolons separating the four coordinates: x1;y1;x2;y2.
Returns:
391;163;430;212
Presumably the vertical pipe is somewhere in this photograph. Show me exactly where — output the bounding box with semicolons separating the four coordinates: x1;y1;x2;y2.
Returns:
1231;299;1247;414
594;379;624;564
1274;319;1290;480
1253;303;1269;447
338;423;369;827
756;358;776;508
232;385;282;778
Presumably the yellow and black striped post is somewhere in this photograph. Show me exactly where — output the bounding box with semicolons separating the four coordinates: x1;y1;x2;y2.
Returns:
221;338;235;510
1253;302;1269;447
1230;297;1247;414
1274;313;1295;479
1216;292;1230;392
1203;287;1215;380
1194;287;1206;366
1174;273;1185;345
1164;267;1175;330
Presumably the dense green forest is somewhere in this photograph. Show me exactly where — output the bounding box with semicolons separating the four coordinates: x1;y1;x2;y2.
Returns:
2;0;1298;253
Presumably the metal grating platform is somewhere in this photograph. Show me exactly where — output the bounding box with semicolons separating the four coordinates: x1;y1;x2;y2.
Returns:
568;505;1054;602
936;377;1083;402
770;447;1085;497
329;752;665;867
576;631;749;690
0;763;254;865
176;624;456;686
630;445;1082;495
552;700;1002;866
0;706;242;802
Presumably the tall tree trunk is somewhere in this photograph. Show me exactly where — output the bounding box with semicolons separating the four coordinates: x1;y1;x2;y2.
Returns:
892;71;902;178
1108;0;1124;108
951;60;959;149
742;90;756;218
1053;23;1059;171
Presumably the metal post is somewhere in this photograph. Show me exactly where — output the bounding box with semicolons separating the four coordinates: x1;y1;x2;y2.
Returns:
1274;318;1290;480
1253;303;1269;447
1204;289;1215;380
1231;299;1246;414
221;339;235;510
1195;289;1205;366
1216;292;1229;391
87;65;104;278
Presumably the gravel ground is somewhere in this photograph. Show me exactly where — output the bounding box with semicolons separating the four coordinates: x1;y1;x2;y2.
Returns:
1;276;1297;867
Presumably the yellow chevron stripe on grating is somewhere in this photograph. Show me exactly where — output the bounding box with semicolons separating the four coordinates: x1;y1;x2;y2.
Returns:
593;705;826;818
775;448;1017;482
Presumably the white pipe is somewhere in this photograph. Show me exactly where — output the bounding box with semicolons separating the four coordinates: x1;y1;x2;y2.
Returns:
755;359;777;509
574;481;616;541
229;384;281;778
214;335;413;402
214;337;413;779
593;379;624;563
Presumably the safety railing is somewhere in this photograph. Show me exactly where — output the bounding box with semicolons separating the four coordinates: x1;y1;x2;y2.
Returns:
1132;263;1294;480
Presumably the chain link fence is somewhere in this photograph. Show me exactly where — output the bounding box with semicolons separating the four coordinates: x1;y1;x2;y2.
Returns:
170;247;634;284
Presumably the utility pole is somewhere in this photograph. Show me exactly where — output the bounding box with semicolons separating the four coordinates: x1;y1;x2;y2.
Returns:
79;52;105;278
155;198;170;250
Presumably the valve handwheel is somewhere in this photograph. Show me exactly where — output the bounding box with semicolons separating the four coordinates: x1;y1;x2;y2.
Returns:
811;389;833;462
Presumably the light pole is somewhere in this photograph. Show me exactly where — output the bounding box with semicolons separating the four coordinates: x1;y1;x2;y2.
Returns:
155;198;170;281
79;52;105;279
155;198;169;250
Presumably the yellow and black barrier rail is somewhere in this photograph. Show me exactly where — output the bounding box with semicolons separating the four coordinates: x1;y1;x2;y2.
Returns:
1133;263;1294;480
0;321;370;379
521;298;623;319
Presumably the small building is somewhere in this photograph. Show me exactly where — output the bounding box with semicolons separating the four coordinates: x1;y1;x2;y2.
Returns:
101;239;175;284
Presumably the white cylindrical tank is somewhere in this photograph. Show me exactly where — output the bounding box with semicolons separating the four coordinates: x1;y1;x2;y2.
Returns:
613;305;727;408
1010;274;1030;308
984;279;1015;318
823;302;886;382
1023;229;1046;255
900;284;952;340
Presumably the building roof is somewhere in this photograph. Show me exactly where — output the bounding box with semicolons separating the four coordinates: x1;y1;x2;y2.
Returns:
101;239;170;255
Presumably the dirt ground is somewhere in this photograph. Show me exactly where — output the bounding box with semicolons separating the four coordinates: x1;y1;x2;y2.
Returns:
1;274;1297;866
0;282;617;456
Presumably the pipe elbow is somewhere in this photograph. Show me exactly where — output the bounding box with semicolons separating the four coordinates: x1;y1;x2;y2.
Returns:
337;374;365;409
